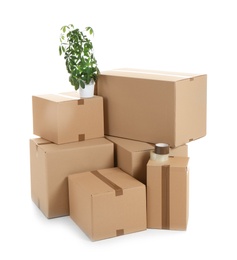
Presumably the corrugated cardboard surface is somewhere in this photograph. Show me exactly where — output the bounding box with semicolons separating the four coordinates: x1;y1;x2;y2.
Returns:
30;137;114;218
68;167;147;241
105;135;188;184
97;68;207;147
32;92;104;144
147;156;189;230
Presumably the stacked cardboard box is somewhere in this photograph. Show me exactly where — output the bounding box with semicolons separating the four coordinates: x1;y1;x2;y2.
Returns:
30;138;114;218
68;167;147;241
96;68;206;147
32;92;104;144
105;135;188;184
30;68;207;240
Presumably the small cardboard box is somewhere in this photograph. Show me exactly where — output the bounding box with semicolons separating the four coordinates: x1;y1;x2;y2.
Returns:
96;69;207;147
30;137;114;218
147;156;189;230
106;135;188;184
68;167;147;241
32;92;104;144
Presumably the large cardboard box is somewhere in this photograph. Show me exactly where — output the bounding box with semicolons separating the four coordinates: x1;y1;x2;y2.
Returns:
68;167;147;241
97;69;207;147
106;135;188;184
30;137;114;218
147;156;189;230
32;92;104;144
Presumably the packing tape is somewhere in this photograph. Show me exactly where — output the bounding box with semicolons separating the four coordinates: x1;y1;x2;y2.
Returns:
116;229;124;236
77;99;84;105
112;69;193;79
78;134;85;141
155;143;169;155
161;165;170;229
91;170;123;196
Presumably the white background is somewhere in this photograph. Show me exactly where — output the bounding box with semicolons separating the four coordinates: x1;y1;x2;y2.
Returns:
1;0;237;259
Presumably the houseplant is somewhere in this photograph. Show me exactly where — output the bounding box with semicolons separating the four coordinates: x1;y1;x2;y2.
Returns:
59;24;100;98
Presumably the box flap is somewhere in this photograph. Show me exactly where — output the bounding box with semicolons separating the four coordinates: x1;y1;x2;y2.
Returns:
32;138;52;146
32;92;79;102
101;68;203;82
105;136;153;152
31;137;112;153
99;167;144;189
69;171;117;197
33;92;102;103
70;167;144;197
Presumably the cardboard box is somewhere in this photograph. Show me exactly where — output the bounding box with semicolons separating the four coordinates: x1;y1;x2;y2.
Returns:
106;135;188;184
96;68;207;147
68;167;147;241
32;92;104;144
30;137;114;218
147;156;189;230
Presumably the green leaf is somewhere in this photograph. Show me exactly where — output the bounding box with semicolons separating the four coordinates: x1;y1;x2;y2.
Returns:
69;75;79;90
86;26;94;36
59;46;62;55
79;79;85;89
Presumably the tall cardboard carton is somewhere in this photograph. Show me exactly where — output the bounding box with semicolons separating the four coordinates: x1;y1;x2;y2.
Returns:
106;135;188;184
97;68;207;147
147;156;189;230
30;137;114;218
68;167;147;241
32;92;104;144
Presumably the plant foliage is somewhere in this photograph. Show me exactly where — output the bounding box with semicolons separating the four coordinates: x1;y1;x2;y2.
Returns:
59;24;100;90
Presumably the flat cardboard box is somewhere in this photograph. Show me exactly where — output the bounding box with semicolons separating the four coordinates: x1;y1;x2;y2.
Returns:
147;156;189;230
68;167;147;241
32;92;104;144
96;68;207;147
105;135;188;184
30;137;114;218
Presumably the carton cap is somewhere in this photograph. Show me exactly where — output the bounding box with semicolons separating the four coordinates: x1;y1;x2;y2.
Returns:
155;143;169;155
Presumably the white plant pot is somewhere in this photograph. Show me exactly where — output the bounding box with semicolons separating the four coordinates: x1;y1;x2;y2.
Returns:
79;82;95;98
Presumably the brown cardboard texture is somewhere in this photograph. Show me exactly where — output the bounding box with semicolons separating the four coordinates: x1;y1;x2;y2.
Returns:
106;135;188;184
30;137;114;218
97;69;207;147
68;167;147;241
147;156;189;230
32;92;104;144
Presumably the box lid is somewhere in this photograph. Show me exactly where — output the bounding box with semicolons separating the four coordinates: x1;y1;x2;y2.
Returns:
101;68;204;82
31;137;112;153
32;138;52;145
33;92;102;103
105;136;153;152
69;167;144;197
33;92;81;102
